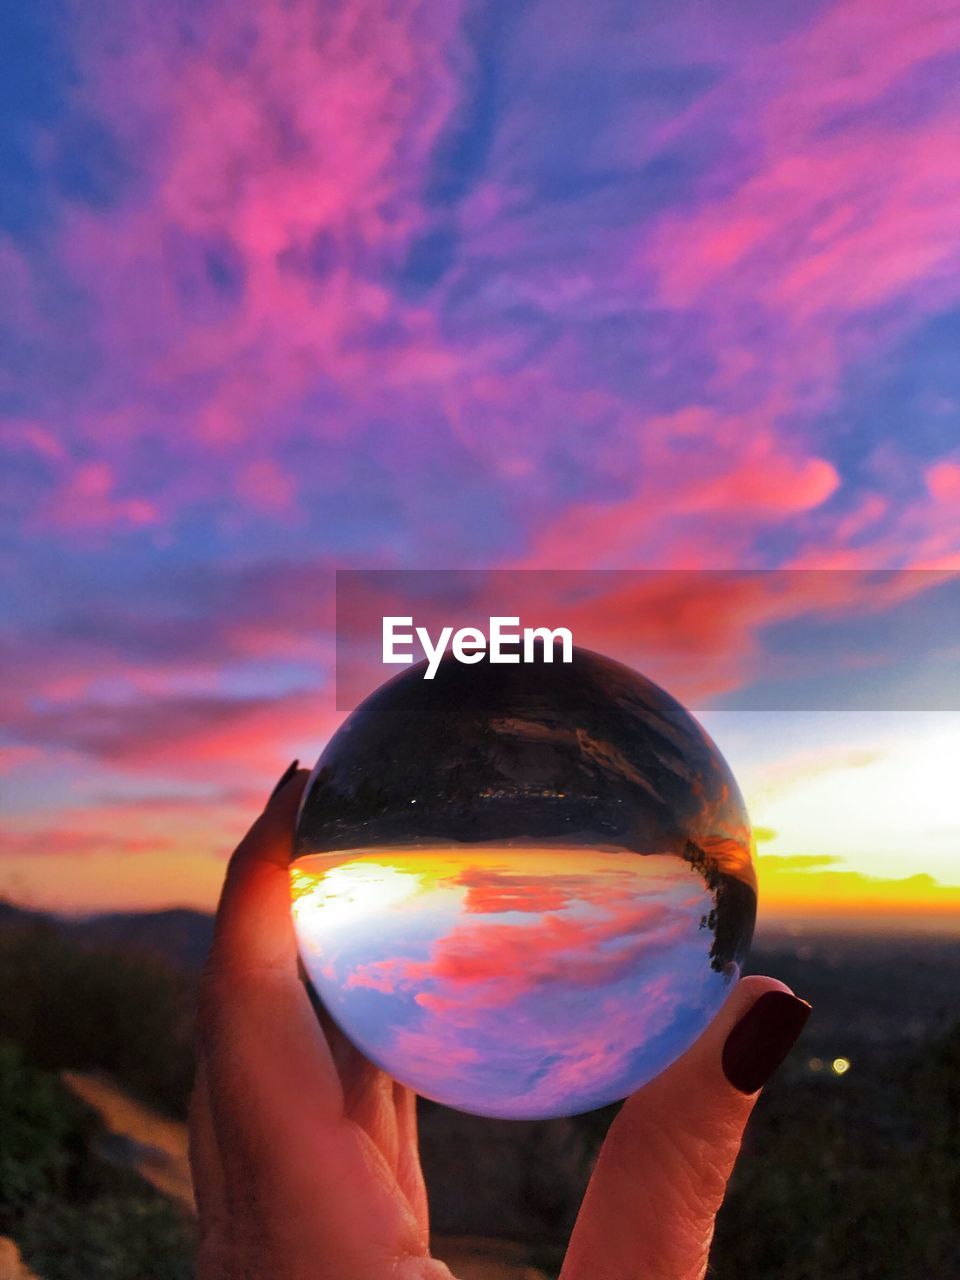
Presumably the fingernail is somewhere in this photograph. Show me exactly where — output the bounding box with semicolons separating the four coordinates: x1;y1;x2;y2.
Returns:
722;991;811;1094
267;759;300;803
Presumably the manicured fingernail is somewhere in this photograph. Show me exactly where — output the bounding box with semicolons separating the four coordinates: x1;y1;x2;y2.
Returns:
268;759;300;802
722;991;811;1094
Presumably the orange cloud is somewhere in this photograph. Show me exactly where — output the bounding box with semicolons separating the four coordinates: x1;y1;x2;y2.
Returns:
759;854;960;924
452;864;657;915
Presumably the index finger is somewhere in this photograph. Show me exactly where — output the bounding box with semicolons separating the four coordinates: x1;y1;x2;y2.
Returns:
209;765;309;981
198;765;346;1121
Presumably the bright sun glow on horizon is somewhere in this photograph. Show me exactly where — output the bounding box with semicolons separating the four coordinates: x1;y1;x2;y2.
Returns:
703;711;960;893
291;861;423;929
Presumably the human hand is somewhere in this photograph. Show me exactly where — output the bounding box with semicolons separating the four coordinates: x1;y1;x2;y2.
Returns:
559;976;809;1280
189;763;450;1280
190;763;810;1280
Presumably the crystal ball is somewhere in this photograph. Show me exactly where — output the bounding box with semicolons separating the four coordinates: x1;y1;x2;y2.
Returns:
291;646;757;1119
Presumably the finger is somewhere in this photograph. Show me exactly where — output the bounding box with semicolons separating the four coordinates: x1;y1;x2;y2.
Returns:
199;767;346;1155
394;1082;430;1234
199;768;431;1264
560;975;811;1280
316;1002;428;1230
209;764;310;980
212;775;411;1163
307;968;403;1150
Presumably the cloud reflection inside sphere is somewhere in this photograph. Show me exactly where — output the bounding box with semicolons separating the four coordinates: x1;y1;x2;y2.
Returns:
291;647;757;1119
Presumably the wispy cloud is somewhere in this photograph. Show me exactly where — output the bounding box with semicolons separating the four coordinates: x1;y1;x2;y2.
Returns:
2;0;959;911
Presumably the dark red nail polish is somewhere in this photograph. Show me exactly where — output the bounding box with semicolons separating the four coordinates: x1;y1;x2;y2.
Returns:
268;759;300;802
722;991;812;1094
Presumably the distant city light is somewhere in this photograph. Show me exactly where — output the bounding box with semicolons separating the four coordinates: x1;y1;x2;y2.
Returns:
832;1057;851;1075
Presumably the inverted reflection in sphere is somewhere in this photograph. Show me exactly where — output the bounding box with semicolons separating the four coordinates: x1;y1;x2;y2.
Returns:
292;647;757;1119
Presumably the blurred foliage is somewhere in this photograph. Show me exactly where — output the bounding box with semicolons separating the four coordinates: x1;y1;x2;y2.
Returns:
0;1041;93;1218
0;915;196;1119
16;1196;194;1280
0;912;957;1279
710;1021;960;1279
0;1042;195;1279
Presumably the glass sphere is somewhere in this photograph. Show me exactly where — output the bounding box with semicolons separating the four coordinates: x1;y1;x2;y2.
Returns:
291;646;757;1119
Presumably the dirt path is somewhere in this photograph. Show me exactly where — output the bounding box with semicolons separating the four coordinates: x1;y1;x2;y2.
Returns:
59;1072;550;1280
62;1070;196;1211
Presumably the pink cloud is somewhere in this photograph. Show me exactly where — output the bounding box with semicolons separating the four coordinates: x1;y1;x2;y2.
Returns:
1;422;68;463
345;886;702;1012
643;3;960;324
46;0;470;463
4;0;960;921
517;411;841;571
6;0;957;577
7;688;336;776
334;564;957;721
926;459;960;505
0;745;43;774
0;827;178;859
36;462;159;533
387;960;713;1117
234;458;301;516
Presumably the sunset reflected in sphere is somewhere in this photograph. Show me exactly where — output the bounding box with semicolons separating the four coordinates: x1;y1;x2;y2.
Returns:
292;647;757;1119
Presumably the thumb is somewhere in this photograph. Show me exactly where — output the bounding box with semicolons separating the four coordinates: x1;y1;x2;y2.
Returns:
560;975;811;1280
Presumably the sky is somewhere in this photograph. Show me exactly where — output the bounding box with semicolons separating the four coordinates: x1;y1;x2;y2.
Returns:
291;848;734;1117
1;0;958;924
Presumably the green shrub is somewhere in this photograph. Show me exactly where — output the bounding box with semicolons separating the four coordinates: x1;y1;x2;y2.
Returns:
0;1044;195;1279
0;1041;95;1221
17;1195;194;1280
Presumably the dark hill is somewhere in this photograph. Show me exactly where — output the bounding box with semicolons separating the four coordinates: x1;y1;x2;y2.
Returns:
0;900;214;971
